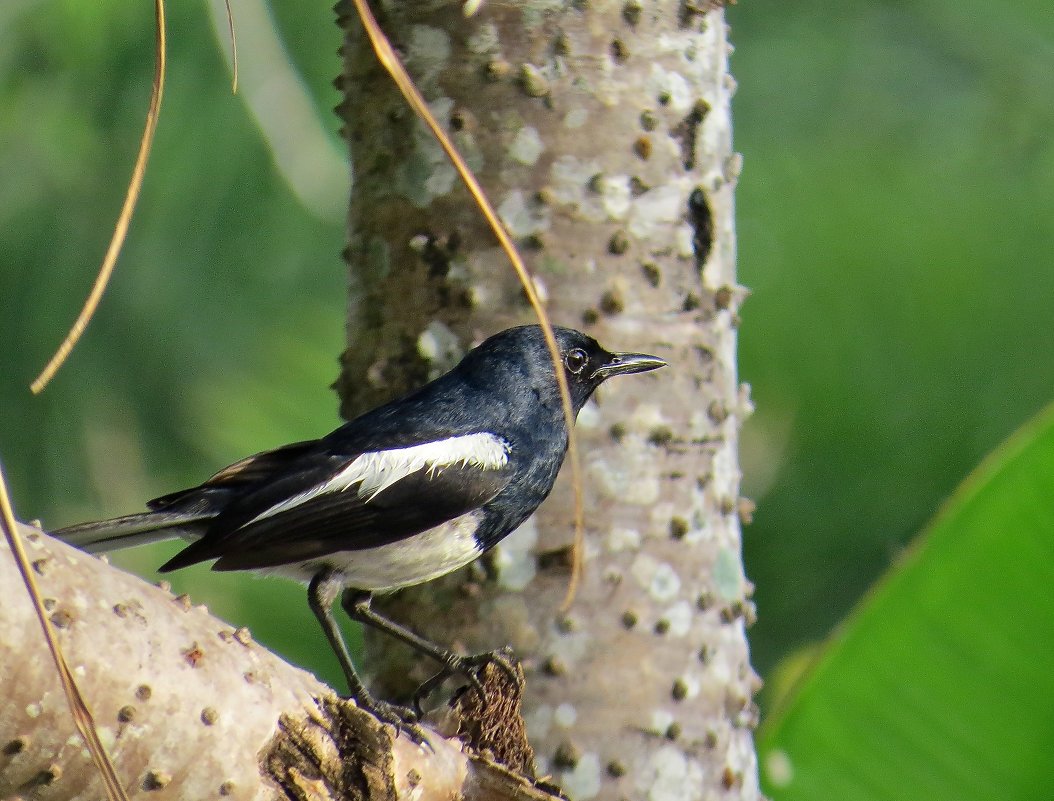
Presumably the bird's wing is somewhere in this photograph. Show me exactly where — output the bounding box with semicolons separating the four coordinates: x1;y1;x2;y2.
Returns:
147;439;324;512
159;432;513;572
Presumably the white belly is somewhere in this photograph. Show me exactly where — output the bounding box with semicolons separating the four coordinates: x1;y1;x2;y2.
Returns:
266;511;485;592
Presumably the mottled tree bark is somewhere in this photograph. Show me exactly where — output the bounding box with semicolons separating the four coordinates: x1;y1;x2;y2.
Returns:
0;526;565;800
335;3;760;799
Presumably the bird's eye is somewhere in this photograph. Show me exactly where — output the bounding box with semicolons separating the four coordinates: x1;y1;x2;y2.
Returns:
564;348;589;375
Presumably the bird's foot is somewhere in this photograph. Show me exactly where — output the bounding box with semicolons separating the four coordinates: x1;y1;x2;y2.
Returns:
354;693;432;750
412;645;520;715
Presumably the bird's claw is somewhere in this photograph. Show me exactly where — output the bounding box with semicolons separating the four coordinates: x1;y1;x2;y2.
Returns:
412;645;519;715
357;696;432;750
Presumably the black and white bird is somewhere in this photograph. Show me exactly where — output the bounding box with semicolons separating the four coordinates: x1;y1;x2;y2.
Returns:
54;325;665;734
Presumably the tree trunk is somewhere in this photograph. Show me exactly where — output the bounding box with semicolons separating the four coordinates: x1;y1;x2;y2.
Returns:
335;3;760;799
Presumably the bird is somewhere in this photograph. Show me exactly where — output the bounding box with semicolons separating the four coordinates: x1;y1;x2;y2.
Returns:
53;325;666;738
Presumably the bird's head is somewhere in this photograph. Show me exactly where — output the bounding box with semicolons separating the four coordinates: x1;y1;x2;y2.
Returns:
464;325;667;416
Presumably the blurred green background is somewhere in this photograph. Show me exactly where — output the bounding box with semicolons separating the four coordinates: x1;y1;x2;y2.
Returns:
2;0;1051;743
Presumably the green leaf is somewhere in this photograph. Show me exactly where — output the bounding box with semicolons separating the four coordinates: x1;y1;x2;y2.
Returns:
758;401;1054;801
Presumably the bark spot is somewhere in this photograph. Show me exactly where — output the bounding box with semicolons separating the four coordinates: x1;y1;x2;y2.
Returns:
608;230;630;255
553;741;580;769
633;135;652;160
671;678;689;701
182;642;205;667
722;765;743;790
33;765;62;786
3;737;27;755
599;288;624;315
679;1;733;28
485;58;512;81
648;426;674;446
671;99;710;170
519;63;550;97
543;656;567;676
687;187;714;267
669;517;690;539
642;261;662;287
143;770;171;790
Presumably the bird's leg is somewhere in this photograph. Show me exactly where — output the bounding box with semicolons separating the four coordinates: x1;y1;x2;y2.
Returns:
340;589;520;714
308;573;428;746
308;572;368;697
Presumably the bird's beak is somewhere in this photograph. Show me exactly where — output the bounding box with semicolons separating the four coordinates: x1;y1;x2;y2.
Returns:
591;351;667;381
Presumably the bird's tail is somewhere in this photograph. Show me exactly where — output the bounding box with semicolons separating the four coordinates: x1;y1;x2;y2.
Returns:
52;511;212;554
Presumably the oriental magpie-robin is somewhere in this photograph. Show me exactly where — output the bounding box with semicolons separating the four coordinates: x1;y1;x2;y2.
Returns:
54;325;665;735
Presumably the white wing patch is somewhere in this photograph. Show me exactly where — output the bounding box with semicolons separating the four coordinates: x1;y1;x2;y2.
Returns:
248;432;510;524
